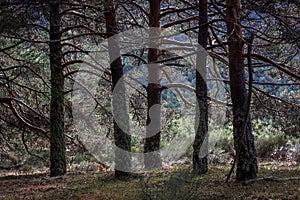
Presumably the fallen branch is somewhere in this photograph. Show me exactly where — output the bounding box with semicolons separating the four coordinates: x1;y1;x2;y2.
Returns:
0;164;23;170
242;176;300;186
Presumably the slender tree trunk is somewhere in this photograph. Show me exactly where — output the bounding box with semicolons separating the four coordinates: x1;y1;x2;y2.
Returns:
104;0;131;177
193;0;209;175
144;0;162;169
49;0;66;177
226;0;258;181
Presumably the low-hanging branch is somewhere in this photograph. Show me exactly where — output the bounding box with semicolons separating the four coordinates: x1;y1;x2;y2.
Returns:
63;59;111;78
252;85;299;108
120;4;144;28
60;24;100;35
162;82;196;107
0;97;49;122
124;1;149;16
21;128;44;160
0;41;24;53
66;76;112;118
61;2;102;12
251;54;300;80
160;6;197;18
162;83;195;93
2;32;107;44
1;65;51;89
162;16;198;28
161;82;231;107
0;98;49;139
210;1;226;19
61;10;101;22
252;90;292;113
216;52;300;80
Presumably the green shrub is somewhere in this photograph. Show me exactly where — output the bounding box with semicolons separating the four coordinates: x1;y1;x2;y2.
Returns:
208;127;234;163
255;132;287;157
253;119;288;158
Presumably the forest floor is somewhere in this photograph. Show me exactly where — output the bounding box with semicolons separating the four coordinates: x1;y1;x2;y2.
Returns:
0;162;299;200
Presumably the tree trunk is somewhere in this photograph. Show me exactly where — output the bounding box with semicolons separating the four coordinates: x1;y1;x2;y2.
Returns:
49;0;66;177
193;0;209;175
226;0;258;181
104;0;131;177
144;0;162;170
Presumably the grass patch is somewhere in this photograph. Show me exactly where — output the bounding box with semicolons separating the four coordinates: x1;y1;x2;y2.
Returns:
0;163;299;199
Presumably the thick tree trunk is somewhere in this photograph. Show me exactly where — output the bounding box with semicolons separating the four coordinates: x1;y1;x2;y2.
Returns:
226;0;258;181
104;0;131;177
144;0;162;169
193;0;209;175
49;0;66;177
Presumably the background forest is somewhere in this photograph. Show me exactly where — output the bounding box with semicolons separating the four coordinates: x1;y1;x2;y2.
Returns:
0;0;299;199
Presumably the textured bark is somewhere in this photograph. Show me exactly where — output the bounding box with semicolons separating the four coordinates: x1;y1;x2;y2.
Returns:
49;0;66;177
226;0;258;181
104;0;131;177
193;0;209;175
144;0;162;169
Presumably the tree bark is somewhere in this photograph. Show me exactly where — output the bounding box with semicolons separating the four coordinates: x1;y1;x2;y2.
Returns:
49;0;66;177
104;0;131;177
226;0;258;181
193;0;209;175
144;0;162;169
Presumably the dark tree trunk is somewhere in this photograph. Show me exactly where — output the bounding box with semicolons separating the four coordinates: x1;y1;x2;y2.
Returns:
226;0;258;181
104;0;131;177
193;0;209;175
49;0;66;177
144;0;162;170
